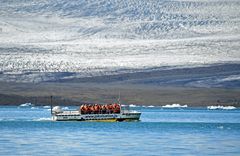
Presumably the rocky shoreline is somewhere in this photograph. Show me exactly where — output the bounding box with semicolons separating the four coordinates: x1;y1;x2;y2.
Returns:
1;82;239;107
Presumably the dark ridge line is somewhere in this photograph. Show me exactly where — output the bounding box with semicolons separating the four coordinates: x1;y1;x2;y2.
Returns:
51;63;240;83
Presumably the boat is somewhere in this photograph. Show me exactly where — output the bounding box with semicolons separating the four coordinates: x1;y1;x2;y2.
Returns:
51;103;141;122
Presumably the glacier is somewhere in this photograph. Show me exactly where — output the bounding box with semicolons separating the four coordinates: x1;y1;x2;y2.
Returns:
0;0;240;86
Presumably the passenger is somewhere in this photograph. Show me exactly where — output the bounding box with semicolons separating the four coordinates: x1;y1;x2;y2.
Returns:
101;105;106;114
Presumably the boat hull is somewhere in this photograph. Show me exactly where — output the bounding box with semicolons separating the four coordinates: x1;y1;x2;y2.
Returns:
52;112;141;122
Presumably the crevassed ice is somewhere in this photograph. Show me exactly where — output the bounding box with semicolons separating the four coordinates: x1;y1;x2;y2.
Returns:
0;0;239;75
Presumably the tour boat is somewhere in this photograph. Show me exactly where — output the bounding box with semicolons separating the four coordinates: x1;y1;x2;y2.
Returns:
51;103;141;122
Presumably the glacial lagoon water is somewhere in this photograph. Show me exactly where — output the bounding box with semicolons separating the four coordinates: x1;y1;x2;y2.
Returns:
0;106;240;156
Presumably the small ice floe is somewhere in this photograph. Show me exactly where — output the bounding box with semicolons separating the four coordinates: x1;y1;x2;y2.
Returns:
162;104;188;108
207;105;236;110
31;107;38;109
43;106;50;109
147;105;155;108
19;103;32;107
217;126;224;129
129;104;137;107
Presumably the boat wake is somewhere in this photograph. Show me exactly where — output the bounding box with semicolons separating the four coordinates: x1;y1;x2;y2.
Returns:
34;118;52;121
0;117;52;122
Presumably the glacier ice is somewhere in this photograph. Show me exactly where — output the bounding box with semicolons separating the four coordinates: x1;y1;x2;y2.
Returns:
0;0;239;81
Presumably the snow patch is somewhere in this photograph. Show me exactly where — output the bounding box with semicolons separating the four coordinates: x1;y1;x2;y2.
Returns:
0;0;240;82
218;75;240;82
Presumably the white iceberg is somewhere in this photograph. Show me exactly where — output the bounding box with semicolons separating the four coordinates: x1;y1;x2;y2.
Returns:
147;105;155;108
43;106;50;109
31;107;38;109
207;106;236;110
162;104;188;108
19;103;32;107
129;104;137;107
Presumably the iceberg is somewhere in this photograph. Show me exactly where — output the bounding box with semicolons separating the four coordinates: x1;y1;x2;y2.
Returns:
147;105;155;108
207;106;236;110
43;106;50;109
19;103;32;107
129;104;137;107
31;107;38;109
162;104;188;108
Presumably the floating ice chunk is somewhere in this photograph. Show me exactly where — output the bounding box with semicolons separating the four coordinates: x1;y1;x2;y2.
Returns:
19;103;32;107
129;104;137;107
31;107;38;109
162;104;188;108
147;105;155;108
43;106;50;109
217;126;224;129
207;106;236;110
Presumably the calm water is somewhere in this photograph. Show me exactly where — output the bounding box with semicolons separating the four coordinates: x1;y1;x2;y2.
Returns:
0;106;240;156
